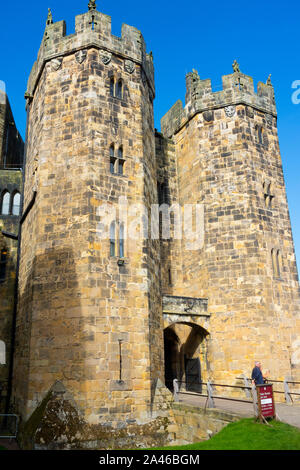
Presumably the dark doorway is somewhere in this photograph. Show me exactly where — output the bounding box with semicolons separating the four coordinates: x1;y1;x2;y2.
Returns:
185;356;202;393
164;327;180;392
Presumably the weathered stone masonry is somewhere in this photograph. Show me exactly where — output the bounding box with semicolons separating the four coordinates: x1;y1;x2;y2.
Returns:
0;3;299;449
12;5;169;449
161;69;300;386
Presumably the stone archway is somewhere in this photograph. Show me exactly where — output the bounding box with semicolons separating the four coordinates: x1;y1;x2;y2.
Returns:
163;322;209;392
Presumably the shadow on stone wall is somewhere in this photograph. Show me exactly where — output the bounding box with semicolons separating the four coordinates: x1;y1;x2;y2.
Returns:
12;246;86;441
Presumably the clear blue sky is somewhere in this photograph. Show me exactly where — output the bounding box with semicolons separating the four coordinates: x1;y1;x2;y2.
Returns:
1;0;299;271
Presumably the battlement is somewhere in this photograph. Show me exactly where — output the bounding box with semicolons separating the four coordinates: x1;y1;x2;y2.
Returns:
26;5;154;99
161;69;276;138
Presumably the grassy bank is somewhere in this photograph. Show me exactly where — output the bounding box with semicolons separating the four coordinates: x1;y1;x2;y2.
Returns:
155;418;300;450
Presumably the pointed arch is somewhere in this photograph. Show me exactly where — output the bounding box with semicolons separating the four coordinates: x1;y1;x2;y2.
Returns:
1;190;10;215
12;191;21;216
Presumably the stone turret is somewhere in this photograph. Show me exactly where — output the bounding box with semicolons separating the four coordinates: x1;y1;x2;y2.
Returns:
162;67;276;138
25;6;155;106
159;64;300;388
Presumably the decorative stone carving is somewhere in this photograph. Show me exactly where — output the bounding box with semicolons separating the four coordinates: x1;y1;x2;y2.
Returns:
232;60;240;73
125;59;135;74
50;58;63;71
246;106;254;118
203;111;214;122
75;50;87;64
224;105;236;118
88;0;97;10
100;49;112;65
46;8;53;26
266;74;272;86
265;114;273;125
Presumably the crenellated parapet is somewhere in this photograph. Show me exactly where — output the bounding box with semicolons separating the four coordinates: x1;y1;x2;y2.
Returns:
161;68;276;138
25;6;154;102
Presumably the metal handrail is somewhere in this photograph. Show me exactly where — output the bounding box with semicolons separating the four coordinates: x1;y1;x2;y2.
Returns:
236;376;300;401
176;380;254;406
179;389;253;405
175;379;300;406
237;376;300;385
177;380;251;390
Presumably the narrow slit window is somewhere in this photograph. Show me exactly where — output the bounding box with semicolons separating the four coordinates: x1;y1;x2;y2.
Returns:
118;147;124;175
276;250;282;278
119;223;125;258
110;78;115;97
118;160;125;175
110;222;116;257
116;80;123;99
110;145;116;174
0;340;5;365
271;249;277;277
258;126;263;144
168;268;172;286
0;249;7;283
272;248;282;278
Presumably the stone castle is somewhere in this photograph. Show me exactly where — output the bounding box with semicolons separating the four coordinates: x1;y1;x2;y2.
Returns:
0;2;299;449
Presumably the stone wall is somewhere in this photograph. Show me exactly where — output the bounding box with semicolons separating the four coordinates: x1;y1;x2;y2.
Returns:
170;402;240;445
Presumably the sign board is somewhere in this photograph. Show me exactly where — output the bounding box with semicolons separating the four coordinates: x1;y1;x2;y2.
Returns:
256;383;275;420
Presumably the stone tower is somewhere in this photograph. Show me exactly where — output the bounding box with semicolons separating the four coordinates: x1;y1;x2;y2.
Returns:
160;66;300;385
12;4;170;448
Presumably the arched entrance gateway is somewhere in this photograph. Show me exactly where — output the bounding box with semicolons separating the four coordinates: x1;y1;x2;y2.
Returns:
163;322;209;392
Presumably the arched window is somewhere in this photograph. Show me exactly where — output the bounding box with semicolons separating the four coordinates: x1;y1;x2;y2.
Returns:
12;192;21;216
116;80;123;99
0;248;8;283
110;144;116;174
110;78;115;97
110;221;116;257
119;223;125;258
1;191;10;215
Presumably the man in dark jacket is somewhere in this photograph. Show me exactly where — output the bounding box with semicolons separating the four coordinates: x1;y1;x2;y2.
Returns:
251;361;264;385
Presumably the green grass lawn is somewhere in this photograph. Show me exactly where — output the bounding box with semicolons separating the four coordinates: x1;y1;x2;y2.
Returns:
155;418;300;450
0;446;7;450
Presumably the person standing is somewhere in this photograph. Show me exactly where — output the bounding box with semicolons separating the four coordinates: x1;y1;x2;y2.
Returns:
251;361;264;385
